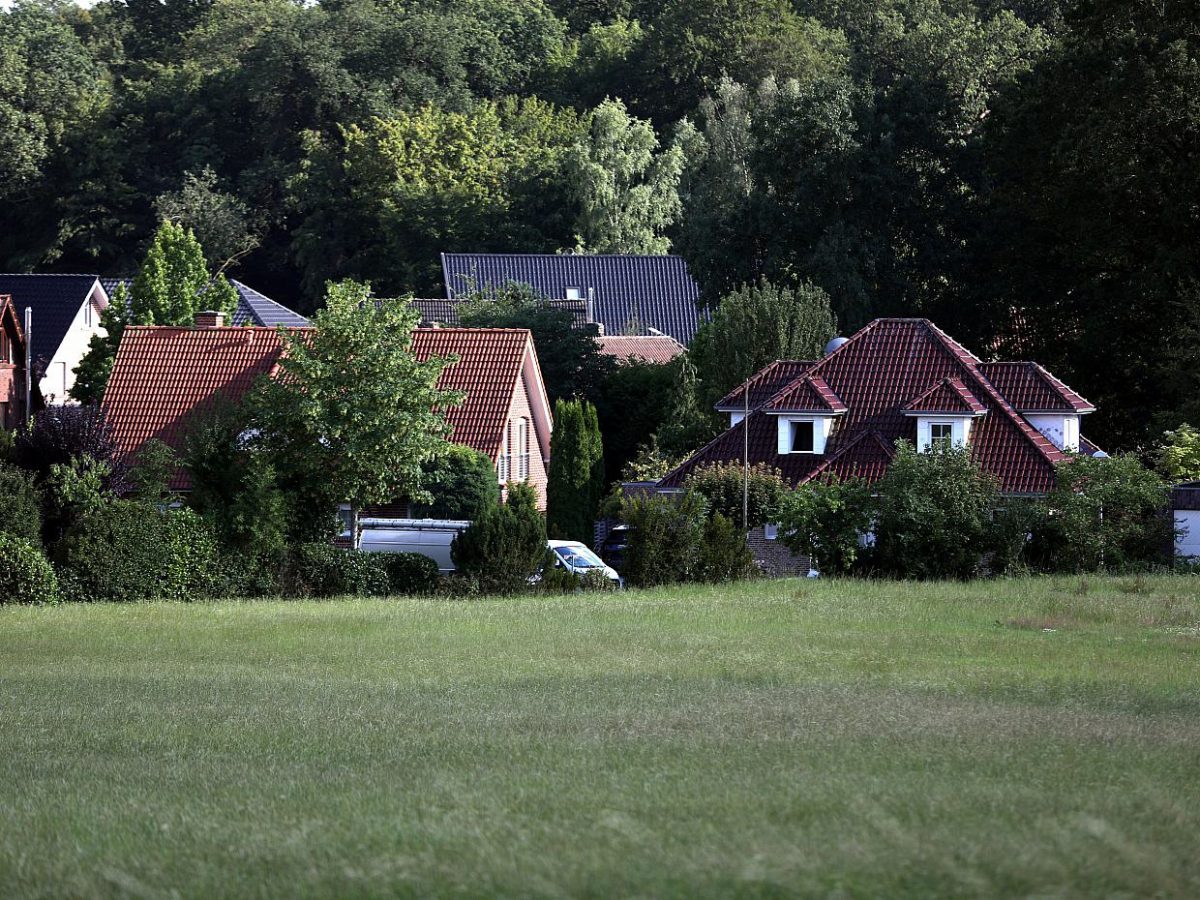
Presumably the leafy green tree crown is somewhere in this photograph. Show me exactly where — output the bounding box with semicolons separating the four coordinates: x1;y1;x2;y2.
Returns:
253;280;463;512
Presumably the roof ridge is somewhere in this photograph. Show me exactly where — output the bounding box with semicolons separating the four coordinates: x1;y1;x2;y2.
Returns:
442;252;688;261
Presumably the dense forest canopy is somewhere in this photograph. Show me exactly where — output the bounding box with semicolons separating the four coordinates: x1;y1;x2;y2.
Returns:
1;0;1197;450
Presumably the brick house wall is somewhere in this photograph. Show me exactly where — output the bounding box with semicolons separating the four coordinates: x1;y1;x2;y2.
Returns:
0;301;24;429
502;369;550;510
747;525;811;577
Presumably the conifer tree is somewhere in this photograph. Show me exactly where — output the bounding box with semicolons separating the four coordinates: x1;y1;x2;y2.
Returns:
547;398;604;544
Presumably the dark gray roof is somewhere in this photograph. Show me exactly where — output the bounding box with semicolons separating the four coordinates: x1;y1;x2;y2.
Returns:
0;274;103;369
408;297;589;329
228;280;310;327
101;277;309;328
440;253;704;343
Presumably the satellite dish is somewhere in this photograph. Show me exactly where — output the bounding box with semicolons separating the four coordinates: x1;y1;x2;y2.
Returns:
824;336;849;356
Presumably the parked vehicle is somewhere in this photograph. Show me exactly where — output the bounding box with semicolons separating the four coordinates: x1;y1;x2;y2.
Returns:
358;518;471;573
547;540;622;585
598;525;632;573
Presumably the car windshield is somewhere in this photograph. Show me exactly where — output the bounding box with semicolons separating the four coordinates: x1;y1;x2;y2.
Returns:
554;545;605;568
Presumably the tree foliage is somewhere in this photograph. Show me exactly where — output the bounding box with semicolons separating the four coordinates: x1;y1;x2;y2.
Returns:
451;482;547;591
690;278;837;407
683;461;787;530
252;280;462;513
412;445;499;521
872;441;1000;580
566;98;685;253
547;398;605;544
777;476;874;575
1157;424;1200;483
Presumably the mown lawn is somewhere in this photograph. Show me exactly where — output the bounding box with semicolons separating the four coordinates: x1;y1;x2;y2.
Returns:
1;576;1198;898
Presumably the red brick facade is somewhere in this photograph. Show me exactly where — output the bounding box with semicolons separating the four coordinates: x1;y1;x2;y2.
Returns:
0;296;27;430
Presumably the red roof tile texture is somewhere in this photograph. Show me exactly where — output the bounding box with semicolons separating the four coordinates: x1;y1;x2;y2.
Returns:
596;334;685;364
977;362;1095;412
663;318;1079;495
764;375;847;413
103;325;536;489
715;360;817;410
903;376;987;415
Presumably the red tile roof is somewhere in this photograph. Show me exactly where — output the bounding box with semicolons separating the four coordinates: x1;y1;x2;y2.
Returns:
763;375;847;413
409;328;535;457
103;325;540;489
596;334;685;364
663;318;1078;495
902;377;987;415
977;362;1095;412
715;360;817;411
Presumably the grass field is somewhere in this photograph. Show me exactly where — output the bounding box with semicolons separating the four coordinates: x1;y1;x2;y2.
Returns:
1;576;1198;898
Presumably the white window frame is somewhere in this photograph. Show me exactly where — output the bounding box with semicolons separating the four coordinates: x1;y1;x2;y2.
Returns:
565;287;582;301
498;422;510;483
929;421;954;445
517;418;530;480
775;416;832;455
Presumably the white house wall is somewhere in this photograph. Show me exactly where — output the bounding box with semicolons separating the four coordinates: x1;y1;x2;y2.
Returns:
1026;414;1080;452
39;285;107;404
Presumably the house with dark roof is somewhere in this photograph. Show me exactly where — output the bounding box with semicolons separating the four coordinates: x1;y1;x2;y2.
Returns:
663;318;1101;497
101;316;553;508
440;253;705;344
0;275;110;404
100;278;310;328
408;297;590;330
0;294;33;429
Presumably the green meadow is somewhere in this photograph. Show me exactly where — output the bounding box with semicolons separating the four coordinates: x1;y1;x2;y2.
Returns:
1;575;1198;898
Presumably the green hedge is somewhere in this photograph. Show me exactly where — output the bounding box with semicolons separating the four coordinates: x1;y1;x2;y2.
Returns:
0;533;58;605
56;502;218;602
280;546;439;597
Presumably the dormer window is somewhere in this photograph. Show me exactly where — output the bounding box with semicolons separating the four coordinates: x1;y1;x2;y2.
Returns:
790;421;815;453
929;422;953;446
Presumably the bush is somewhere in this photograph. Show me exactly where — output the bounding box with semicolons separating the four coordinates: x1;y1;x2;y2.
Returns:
777;475;875;575
0;463;42;544
697;512;755;583
412;445;499;520
1032;454;1171;572
184;399;289;560
12;406;126;490
56;502;218;602
451;485;546;592
382;552;440;595
0;533;58;605
280;544;391;597
620;490;708;587
872;441;1000;579
685;462;788;529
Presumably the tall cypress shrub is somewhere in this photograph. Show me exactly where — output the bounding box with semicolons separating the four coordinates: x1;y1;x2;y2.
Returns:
547;398;604;545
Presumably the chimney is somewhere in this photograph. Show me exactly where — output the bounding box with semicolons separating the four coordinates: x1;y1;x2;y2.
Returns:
194;310;225;328
586;287;596;327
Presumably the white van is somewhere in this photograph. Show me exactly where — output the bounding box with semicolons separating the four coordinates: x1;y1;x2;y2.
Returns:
357;518;471;573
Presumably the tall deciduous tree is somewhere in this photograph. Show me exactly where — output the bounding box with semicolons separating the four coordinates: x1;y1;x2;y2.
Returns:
690;279;837;408
546;398;605;544
566;97;686;253
253;280;462;515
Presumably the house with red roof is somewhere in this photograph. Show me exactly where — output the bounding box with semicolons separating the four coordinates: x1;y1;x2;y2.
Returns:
663;317;1100;496
596;334;685;365
102;314;553;508
0;294;34;429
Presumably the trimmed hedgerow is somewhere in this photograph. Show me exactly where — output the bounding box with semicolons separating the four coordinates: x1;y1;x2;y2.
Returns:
56;502;218;602
0;533;58;605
